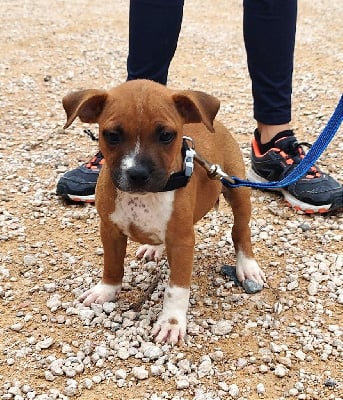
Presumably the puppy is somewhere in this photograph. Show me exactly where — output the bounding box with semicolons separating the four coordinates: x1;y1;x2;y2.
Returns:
62;79;265;344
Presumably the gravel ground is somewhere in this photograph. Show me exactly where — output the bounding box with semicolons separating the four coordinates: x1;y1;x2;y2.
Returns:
0;1;342;399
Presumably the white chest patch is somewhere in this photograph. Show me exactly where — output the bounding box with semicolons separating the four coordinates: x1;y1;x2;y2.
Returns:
110;190;175;244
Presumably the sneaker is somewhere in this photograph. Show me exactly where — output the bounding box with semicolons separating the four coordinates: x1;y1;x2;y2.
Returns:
56;151;105;203
247;130;343;213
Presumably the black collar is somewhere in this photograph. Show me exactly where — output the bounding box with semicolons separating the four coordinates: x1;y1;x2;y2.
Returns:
161;137;195;192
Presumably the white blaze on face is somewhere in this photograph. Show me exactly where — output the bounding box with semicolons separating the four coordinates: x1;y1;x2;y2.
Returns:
121;136;141;171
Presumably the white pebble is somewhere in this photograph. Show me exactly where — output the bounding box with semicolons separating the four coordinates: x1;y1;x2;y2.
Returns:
23;255;37;266
176;378;190;389
132;366;149;380
228;383;240;398
83;378;93;389
117;348;130;360
143;345;163;360
211;320;232;335
95;345;107;359
78;308;95;321
287;280;298;291
274;364;288;377
198;358;213;378
295;350;306;361
36;337;54;350
307;281;319;295
10;323;23;331
115;369;127;380
256;383;265;395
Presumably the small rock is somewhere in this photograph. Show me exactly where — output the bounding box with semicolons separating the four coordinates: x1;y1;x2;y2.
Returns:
103;302;115;314
287;280;298;291
211;320;232;336
198;358;212;378
115;369;127;380
289;388;298;396
221;265;240;285
143;345;163;360
64;384;78;397
95;346;107;359
132;366;149;380
36;337;54;350
117;348;130;360
23;255;37;266
324;378;336;388
83;378;93;390
50;359;64;376
43;282;57;293
307;281;319;296
256;383;265;395
209;350;224;362
92;375;102;384
176;378;190;389
10;322;23;331
299;222;311;232
78;309;95;321
295;350;306;361
274;364;288;377
46;294;62;311
218;382;229;392
242;279;264;294
150;365;164;377
228;383;240;398
44;371;55;381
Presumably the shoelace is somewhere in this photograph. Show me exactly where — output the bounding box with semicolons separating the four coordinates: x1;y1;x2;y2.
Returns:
85;152;104;170
276;138;321;179
82;129;104;170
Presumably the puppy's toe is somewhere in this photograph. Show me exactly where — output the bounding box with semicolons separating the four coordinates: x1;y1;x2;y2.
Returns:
152;319;186;345
136;244;165;262
78;283;121;306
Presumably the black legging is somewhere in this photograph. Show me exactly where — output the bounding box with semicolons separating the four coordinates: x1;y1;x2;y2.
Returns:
127;0;297;126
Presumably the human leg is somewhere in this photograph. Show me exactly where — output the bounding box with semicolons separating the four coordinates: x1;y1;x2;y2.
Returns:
57;0;184;202
243;0;342;213
127;0;184;84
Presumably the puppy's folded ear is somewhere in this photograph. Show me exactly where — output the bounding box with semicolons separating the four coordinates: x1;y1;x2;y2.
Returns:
62;89;108;129
172;90;220;133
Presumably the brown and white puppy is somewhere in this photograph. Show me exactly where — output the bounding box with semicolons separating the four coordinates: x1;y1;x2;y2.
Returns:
62;79;265;344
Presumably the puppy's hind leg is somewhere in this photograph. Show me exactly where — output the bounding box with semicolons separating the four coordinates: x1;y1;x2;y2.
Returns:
222;186;265;286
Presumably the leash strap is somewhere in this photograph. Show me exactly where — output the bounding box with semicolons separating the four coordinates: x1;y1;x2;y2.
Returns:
223;94;343;189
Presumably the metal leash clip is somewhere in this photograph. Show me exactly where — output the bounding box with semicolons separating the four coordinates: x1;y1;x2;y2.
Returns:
193;152;236;185
182;136;196;177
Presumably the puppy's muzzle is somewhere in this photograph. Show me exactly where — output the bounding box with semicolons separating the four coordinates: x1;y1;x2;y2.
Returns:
127;165;150;186
112;162;169;193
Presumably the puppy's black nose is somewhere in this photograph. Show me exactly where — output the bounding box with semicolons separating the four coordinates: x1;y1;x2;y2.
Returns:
127;166;150;185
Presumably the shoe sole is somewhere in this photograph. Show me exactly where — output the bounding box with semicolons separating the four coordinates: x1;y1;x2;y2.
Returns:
247;168;331;214
61;193;95;203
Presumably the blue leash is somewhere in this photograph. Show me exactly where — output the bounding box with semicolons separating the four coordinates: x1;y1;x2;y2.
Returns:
221;94;343;189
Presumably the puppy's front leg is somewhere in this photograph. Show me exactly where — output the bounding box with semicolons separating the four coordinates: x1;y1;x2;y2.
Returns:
79;222;127;306
152;233;194;345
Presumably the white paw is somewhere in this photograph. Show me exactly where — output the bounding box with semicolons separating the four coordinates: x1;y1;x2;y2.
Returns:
78;282;121;306
236;251;266;285
152;317;186;345
136;244;165;262
152;285;190;345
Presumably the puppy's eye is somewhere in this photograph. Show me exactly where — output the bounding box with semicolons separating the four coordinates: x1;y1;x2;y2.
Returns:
103;130;122;145
159;130;176;145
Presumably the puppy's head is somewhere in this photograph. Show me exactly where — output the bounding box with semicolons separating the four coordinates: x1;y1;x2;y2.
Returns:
62;79;220;193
